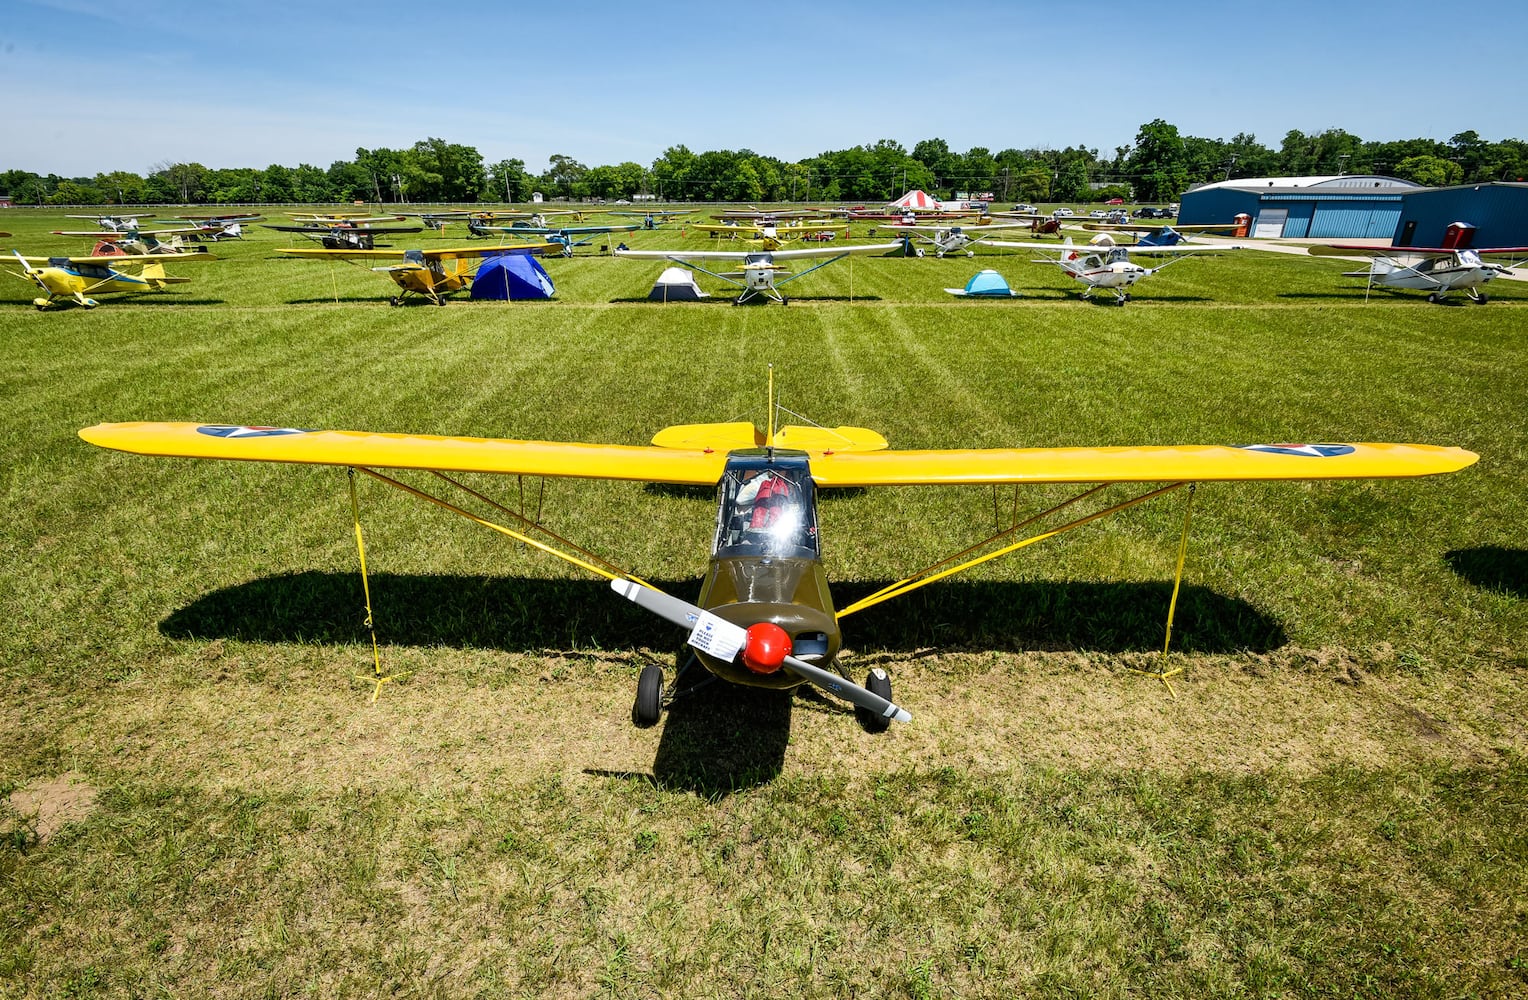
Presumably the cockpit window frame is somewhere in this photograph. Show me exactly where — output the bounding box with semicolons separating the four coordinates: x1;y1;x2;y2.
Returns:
712;452;820;560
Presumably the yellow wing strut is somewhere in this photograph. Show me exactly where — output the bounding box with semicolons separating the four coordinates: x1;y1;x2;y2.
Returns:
1129;483;1197;697
348;470;411;701
838;482;1188;618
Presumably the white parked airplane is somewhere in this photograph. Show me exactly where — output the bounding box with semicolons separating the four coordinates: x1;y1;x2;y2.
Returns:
884;221;1039;258
615;242;901;304
1307;244;1528;303
989;234;1234;305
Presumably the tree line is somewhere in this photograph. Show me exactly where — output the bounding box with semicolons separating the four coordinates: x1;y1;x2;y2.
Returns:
4;122;1523;207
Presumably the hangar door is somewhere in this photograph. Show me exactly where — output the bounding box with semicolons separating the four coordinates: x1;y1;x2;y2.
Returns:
1308;201;1402;239
1252;209;1287;238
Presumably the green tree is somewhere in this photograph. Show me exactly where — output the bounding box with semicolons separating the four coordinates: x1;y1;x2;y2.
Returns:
487;158;530;202
1126;119;1189;202
1392;155;1463;187
94;170;146;205
540;153;587;199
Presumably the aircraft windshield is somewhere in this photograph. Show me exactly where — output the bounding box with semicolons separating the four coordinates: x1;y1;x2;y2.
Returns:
714;464;820;559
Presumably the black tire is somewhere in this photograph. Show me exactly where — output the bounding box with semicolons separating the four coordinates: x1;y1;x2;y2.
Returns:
1476;293;1489;305
855;668;894;734
632;664;664;728
389;296;401;307
1427;293;1439;303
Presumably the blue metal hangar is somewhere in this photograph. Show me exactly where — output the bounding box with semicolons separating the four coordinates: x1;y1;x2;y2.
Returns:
1180;177;1528;246
1179;175;1420;239
1388;182;1528;248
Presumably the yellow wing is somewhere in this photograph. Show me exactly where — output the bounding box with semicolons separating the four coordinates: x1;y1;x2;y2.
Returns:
18;252;218;265
81;422;1475;487
277;245;559;261
806;443;1476;486
79;422;729;485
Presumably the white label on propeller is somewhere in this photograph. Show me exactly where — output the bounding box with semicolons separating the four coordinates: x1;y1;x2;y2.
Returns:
687;612;747;662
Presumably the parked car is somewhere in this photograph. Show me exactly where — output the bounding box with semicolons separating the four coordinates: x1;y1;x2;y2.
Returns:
1088;210;1109;218
1052;207;1074;217
1134;207;1167;218
1105;197;1125;205
1011;203;1037;213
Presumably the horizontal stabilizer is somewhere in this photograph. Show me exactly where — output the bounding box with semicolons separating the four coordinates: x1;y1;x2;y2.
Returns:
651;422;763;451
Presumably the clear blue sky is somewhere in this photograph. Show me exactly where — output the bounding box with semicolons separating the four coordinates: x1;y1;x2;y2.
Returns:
2;0;1521;177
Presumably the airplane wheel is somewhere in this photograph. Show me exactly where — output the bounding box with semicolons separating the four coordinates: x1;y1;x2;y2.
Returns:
632;664;664;728
389;296;401;307
435;297;448;306
1116;298;1126;306
1124;293;1132;301
1476;293;1489;305
781;297;789;306
855;668;893;734
1427;293;1439;303
966;250;975;258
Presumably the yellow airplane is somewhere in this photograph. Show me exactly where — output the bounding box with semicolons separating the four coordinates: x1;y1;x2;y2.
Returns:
691;220;850;251
7;249;216;310
80;391;1475;729
278;244;559;305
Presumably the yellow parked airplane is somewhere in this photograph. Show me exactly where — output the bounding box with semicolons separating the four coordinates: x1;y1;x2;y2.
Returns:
278;244;559;305
7;249;215;309
80;396;1475;729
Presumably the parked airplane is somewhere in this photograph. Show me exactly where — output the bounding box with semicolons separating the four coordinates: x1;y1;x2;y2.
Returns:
6;249;215;309
153;213;265;240
79;393;1476;730
277;244;559;305
64;213;152;232
264;221;425;250
690;221;851;252
989;235;1234;304
52;226;212;256
1307;244;1528;303
466;221;640;255
887;221;1042;257
615;241;900;304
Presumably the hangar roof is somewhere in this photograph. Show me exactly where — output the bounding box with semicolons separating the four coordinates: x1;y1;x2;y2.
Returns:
1189;175;1420;194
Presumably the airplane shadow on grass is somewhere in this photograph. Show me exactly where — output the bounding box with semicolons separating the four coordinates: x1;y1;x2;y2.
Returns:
162;571;1285;659
163;571;1284;796
1445;546;1528;598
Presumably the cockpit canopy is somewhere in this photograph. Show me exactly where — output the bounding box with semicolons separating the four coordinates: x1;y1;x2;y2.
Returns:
713;452;820;559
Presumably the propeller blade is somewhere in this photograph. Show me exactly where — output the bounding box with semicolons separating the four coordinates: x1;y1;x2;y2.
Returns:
780;653;911;724
611;578;703;629
609;579;911;724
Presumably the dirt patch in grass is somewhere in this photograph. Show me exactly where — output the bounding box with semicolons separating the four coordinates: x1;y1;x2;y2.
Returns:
32;645;1524;797
5;771;98;843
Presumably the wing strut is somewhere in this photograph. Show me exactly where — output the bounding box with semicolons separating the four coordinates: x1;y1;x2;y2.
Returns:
348;469;411;701
837;482;1188;617
351;466;658;589
1127;483;1196;697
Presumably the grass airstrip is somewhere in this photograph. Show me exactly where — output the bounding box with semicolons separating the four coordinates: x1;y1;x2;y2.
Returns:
2;206;1526;998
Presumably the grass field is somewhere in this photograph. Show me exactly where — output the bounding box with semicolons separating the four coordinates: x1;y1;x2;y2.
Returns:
3;206;1526;998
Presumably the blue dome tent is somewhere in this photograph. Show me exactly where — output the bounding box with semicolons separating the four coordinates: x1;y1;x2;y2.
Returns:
470;252;555;300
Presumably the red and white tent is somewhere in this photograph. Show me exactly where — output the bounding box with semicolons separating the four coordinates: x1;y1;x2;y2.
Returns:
889;189;942;211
